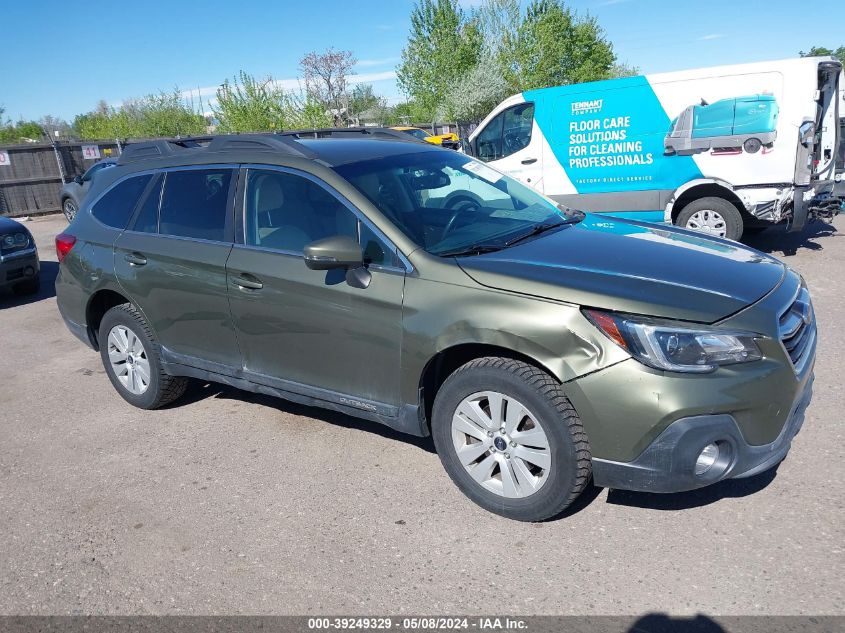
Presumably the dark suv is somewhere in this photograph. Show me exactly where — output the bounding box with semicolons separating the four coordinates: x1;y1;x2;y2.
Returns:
56;134;815;521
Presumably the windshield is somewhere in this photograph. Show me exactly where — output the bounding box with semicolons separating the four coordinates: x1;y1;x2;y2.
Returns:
402;128;431;140
334;151;582;256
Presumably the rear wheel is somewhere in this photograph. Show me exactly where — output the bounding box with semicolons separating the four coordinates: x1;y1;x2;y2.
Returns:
62;198;77;222
676;197;744;241
432;357;591;521
99;303;188;409
743;138;762;153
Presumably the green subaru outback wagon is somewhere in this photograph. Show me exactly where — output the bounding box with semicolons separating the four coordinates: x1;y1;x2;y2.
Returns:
55;134;815;521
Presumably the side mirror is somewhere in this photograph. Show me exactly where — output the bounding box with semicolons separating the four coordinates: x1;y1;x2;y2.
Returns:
304;235;363;271
73;175;83;185
460;138;474;156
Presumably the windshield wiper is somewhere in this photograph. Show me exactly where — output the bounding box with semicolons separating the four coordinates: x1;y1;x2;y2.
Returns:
504;219;573;247
437;243;506;258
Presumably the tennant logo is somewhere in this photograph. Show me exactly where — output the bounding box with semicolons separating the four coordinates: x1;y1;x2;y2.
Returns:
571;99;603;115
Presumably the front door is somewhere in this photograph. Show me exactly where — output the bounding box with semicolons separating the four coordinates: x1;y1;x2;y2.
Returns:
475;101;545;190
226;167;405;410
114;166;241;368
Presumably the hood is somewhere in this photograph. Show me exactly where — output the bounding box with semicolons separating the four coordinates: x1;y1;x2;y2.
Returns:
0;216;25;233
457;215;785;323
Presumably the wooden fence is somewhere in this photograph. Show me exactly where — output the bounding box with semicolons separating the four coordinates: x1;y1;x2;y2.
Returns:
0;140;121;218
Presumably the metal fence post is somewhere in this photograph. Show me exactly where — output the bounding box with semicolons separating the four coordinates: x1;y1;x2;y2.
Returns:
51;139;66;185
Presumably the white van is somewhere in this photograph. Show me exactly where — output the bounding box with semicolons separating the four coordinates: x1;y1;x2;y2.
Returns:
464;57;842;240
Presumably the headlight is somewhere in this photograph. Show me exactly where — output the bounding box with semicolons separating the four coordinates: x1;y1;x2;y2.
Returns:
2;233;29;249
584;309;762;373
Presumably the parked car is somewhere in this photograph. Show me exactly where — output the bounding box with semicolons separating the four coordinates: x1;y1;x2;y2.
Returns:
0;216;39;295
391;126;460;149
59;158;117;221
56;134;815;521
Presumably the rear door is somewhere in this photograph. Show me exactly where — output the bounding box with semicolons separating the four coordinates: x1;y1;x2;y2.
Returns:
114;165;242;369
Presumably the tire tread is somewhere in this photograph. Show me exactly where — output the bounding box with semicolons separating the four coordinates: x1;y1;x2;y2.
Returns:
102;303;188;409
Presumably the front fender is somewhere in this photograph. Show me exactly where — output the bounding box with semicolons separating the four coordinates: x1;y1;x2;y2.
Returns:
400;275;629;404
663;177;737;222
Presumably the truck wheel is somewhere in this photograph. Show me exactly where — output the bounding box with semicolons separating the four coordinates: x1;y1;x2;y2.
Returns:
676;197;744;241
743;138;762;153
431;357;591;522
98;303;188;410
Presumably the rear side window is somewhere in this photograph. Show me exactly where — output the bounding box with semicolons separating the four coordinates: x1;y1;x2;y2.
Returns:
90;174;152;229
159;168;234;242
131;176;162;234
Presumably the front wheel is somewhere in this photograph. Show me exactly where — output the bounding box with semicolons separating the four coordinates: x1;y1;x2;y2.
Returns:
676;197;744;241
432;357;591;521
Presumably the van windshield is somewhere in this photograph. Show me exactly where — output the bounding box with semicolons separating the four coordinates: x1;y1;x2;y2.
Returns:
334;151;582;257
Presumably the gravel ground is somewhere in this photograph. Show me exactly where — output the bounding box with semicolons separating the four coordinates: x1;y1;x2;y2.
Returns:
0;214;842;616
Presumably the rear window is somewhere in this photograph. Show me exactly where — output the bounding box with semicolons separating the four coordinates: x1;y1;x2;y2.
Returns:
159;168;234;242
90;175;152;229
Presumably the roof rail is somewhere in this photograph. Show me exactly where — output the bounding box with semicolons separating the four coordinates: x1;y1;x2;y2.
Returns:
280;127;420;142
117;133;317;165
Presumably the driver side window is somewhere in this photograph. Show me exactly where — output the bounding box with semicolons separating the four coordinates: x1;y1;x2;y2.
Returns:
476;103;535;163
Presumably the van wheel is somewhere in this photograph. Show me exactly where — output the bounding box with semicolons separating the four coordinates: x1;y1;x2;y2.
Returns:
98;303;188;410
431;357;591;522
676;197;743;241
743;138;762;153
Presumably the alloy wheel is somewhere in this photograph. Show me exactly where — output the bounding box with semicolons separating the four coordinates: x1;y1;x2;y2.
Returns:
451;391;551;498
107;325;151;395
63;199;77;222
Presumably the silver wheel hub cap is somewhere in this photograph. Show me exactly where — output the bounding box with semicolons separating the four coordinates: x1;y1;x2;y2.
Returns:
107;325;151;395
451;391;551;499
686;210;727;237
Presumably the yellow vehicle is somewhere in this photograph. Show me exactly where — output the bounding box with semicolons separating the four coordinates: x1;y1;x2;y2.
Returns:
391;126;460;149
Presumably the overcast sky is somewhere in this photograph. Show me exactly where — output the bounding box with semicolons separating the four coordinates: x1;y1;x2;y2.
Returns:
1;0;840;121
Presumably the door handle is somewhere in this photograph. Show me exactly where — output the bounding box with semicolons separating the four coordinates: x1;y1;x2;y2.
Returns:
232;274;263;291
521;157;538;165
124;252;147;266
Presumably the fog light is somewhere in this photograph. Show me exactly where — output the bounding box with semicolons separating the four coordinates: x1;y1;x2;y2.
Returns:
24;266;34;277
695;443;720;475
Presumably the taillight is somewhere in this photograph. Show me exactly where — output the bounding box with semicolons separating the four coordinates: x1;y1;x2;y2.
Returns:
55;232;77;263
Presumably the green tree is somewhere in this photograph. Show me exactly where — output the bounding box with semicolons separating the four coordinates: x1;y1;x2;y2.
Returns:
0;108;46;143
213;71;294;133
397;0;482;122
441;54;509;122
800;46;845;65
610;61;639;78
72;91;205;140
512;0;615;91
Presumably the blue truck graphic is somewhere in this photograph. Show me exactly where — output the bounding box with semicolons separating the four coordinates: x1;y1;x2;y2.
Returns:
664;94;779;156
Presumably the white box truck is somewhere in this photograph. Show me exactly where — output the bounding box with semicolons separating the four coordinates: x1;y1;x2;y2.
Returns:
464;57;842;240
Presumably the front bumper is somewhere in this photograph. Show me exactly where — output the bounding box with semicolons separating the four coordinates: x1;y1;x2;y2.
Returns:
0;248;39;288
591;376;813;493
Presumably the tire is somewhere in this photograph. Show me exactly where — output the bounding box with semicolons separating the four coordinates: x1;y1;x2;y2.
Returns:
431;357;591;522
743;138;762;153
98;303;188;409
12;276;40;295
62;198;77;222
676;197;744;241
